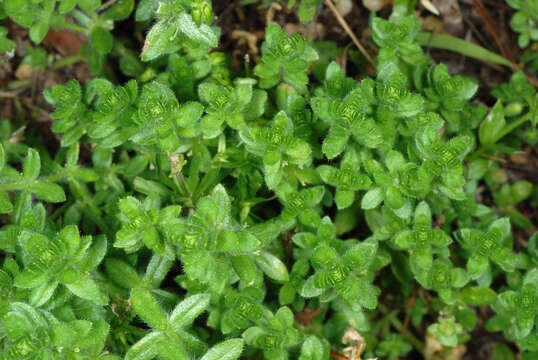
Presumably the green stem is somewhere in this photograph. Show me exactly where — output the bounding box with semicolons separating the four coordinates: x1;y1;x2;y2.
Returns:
491;112;532;144
8;79;31;90
53;53;85;69
85;201;115;240
470;112;532;160
49;200;73;221
193;166;221;200
389;314;425;354
64;23;89;35
377;303;425;354
173;173;188;196
70;10;93;29
370;310;397;335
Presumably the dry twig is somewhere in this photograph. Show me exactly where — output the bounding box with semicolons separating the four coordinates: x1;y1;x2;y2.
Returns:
472;0;515;63
324;0;376;69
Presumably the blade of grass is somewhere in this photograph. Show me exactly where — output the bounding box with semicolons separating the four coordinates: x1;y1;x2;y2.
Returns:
416;32;515;69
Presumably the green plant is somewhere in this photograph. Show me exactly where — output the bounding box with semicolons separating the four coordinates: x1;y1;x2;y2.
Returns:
1;1;537;359
507;0;538;48
0;26;15;56
21;47;48;70
1;0;134;74
287;0;322;22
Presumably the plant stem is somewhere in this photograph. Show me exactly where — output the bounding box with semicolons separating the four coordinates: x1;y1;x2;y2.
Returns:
471;0;515;63
53;53;85;69
377;303;425;355
173;172;188;196
64;23;89;35
8;79;31;90
324;0;376;69
470;112;532;160
491;112;532;144
49;200;73;221
85;202;115;240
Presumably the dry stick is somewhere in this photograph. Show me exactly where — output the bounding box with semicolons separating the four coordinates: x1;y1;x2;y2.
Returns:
464;1;538;86
324;0;376;69
460;11;495;53
472;0;515;63
0;91;20;98
0;87;28;98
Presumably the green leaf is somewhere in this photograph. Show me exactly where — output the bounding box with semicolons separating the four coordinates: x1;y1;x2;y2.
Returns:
322;126;348;159
493;343;515;360
255;251;289;282
450;268;469;288
479;100;506;145
102;0;134;21
231;255;258;285
0;191;13;214
32;182;66;203
78;0;101;11
416;32;515;68
177;13;218;47
65;275;109;305
275;306;295;327
131;287;167;329
23;148;40;181
0;27;16;54
157;339;190;360
511;180;533;204
90;26;114;54
29;279;58;307
334;190;355;210
201;339;244;360
134;177;172;197
52;322;78;347
125;332;162;360
461;286;497;306
0;144;5;171
361;188;384;210
136;0;158;21
300;276;323;297
60;224;80;257
141;20;176;61
105;258;141;289
78;235;108;272
176;102;204;127
29;21;49;44
297;0;317;22
467;255;489;280
143;254;174;288
14;269;48;289
300;336;325;360
170;293;210;331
